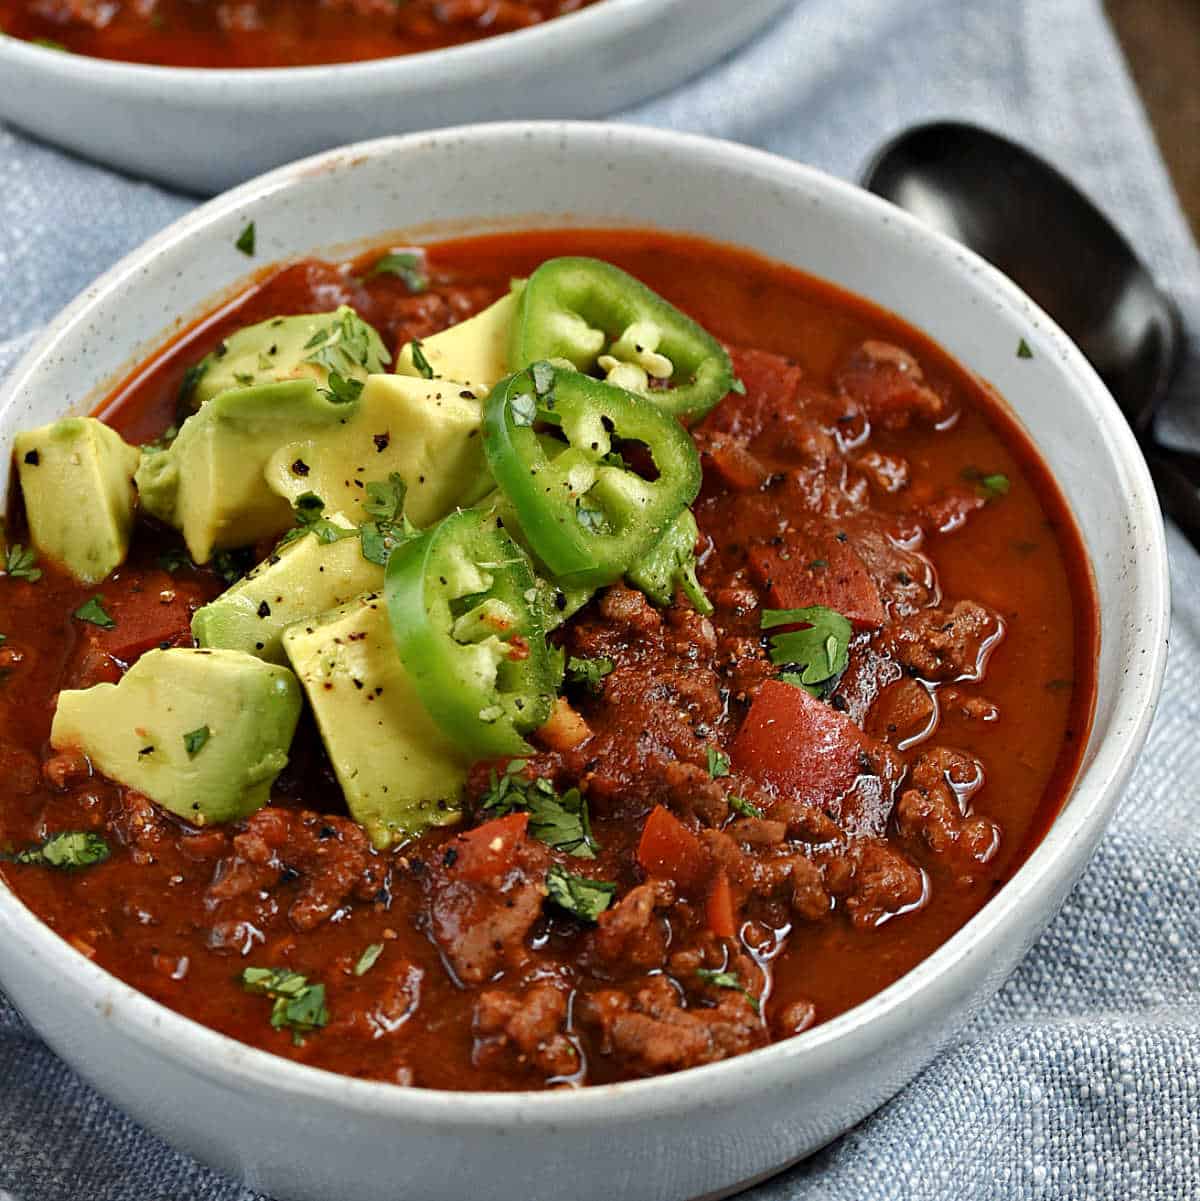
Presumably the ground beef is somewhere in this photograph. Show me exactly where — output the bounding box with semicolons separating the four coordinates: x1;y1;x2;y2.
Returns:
895;748;1000;884
426;820;550;985
590;879;676;970
579;974;765;1076
880;600;1005;682
841;840;928;929
472;984;579;1080
834;340;952;430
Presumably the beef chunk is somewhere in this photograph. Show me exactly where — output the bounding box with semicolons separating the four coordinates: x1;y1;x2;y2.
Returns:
580;974;764;1076
473;984;580;1079
880;600;1005;682
591;879;676;970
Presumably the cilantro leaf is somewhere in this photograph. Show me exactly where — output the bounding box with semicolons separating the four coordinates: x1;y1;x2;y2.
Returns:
696;967;760;1013
366;251;427;293
305;307;389;377
235;221;256;256
158;546;195;574
241;966;329;1045
545;865;616;922
481;762;599;858
358;473;418;567
320;370;364;405
762;605;852;699
565;655;614;696
73;596;115;629
1017;338;1033;359
12;831;110;870
510;390;537;427
278;493;356;549
706;746;731;779
354;943;384;976
409;339;435;380
183;726;210;757
728;795;764;820
729;377;747;395
3;544;41;583
212;548;254;585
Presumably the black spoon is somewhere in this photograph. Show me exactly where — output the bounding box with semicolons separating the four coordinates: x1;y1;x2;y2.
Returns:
862;120;1199;546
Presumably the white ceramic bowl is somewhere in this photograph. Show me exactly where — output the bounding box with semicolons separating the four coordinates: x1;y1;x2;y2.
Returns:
0;0;791;195
0;123;1169;1201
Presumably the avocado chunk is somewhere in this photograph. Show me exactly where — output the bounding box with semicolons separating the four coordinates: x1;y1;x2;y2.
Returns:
192;512;383;664
136;378;359;564
14;417;140;585
50;648;302;825
189;307;390;409
282;592;466;848
264;374;492;529
394;289;518;396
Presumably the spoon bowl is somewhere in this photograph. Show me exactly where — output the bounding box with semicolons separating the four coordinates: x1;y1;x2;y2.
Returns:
863;121;1182;434
863;120;1198;541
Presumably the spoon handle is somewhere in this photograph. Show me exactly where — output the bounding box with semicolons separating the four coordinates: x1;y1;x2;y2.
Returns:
1145;444;1200;553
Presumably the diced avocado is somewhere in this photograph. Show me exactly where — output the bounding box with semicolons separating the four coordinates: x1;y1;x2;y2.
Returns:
14;417;140;585
136;378;358;564
189;307;390;409
282;592;466;848
394;289;519;396
191;513;383;664
264;374;492;528
50;648;302;825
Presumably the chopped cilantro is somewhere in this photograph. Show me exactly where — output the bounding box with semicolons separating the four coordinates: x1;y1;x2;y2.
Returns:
696;967;760;1013
235;221;256;256
366;250;427;293
409;339;435;380
73;596;114;629
961;466;1011;500
240;966;329;1045
545;865;616;922
729;377;747;395
530;360;556;404
305;308;389;377
1017;338;1033;359
212;548;254;586
11;831;109;869
183;725;210;758
233;371;255;387
320;370;364;405
706;746;731;779
565;655;614;696
278;493;356;549
354;943;384;976
358;473;417;567
177;361;207;408
157;546;195;574
728;795;764;820
32;37;67;51
762;605;852;699
3;544;41;582
481;761;599;859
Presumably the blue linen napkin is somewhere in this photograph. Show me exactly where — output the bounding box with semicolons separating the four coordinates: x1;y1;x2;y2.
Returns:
3;0;1200;1196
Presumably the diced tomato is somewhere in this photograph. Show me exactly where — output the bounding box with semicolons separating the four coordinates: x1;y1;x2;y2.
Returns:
636;805;709;892
706;870;737;938
699;437;771;493
748;532;885;630
447;813;529;885
84;570;209;664
699;347;804;441
731;680;881;812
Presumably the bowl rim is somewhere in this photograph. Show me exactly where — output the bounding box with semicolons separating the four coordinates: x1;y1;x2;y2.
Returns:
0;0;685;84
0;120;1170;1127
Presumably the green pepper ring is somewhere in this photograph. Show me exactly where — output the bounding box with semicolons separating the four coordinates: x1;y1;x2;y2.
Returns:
482;365;702;591
384;508;556;759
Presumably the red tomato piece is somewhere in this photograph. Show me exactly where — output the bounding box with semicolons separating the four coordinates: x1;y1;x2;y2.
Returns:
706;870;737;938
636;805;710;893
447;813;530;885
748;533;885;630
731;680;880;812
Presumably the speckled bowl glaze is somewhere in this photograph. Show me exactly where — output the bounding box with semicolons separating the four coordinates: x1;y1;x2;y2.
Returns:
0;123;1169;1201
0;0;792;195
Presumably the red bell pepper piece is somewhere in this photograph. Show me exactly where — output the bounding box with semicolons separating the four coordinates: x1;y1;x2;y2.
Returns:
731;680;880;812
637;805;709;892
706;870;737;938
748;533;884;630
446;813;529;885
